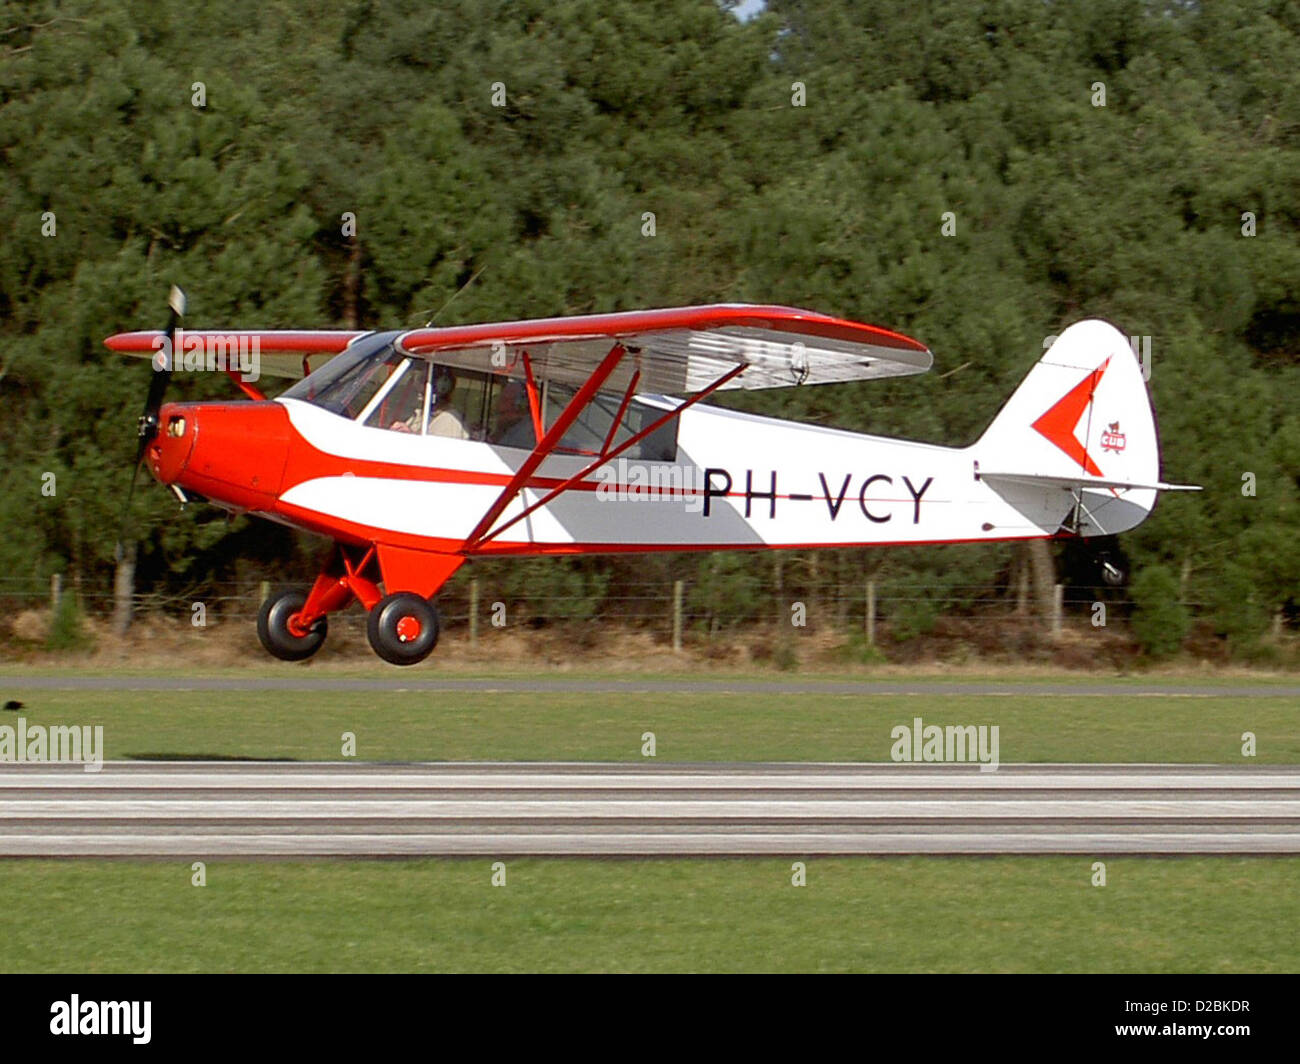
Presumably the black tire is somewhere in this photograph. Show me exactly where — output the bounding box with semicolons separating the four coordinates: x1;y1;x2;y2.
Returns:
1097;552;1127;587
367;592;439;666
257;589;327;662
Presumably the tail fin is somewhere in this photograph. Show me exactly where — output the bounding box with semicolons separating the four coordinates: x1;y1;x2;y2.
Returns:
974;320;1196;536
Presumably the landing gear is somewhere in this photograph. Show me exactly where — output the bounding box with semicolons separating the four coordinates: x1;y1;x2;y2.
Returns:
1098;554;1127;587
257;588;328;661
1060;536;1129;591
252;543;459;665
367;591;440;666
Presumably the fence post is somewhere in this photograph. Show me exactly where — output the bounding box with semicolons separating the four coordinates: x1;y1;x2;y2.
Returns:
51;573;62;614
672;579;683;653
113;549;135;635
469;577;480;647
865;578;876;646
1052;583;1063;640
259;581;270;607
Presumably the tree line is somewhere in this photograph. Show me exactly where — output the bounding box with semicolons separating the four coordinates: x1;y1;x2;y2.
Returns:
1;0;1296;657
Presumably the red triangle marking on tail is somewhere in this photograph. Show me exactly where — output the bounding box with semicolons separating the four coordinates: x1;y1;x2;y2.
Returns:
1031;358;1109;477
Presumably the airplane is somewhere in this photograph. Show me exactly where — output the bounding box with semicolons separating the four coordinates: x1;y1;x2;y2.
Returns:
106;290;1199;665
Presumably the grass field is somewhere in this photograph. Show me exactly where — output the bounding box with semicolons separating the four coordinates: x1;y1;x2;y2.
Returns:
0;667;1295;973
0;856;1296;973
0;678;1294;762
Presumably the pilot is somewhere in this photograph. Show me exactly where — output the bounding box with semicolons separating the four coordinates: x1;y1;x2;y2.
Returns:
489;379;536;448
427;368;470;439
388;365;469;439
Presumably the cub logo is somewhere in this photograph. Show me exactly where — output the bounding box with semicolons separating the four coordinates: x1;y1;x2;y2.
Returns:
1100;421;1126;453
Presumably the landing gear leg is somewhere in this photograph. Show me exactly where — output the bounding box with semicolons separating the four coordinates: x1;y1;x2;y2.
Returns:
255;543;383;662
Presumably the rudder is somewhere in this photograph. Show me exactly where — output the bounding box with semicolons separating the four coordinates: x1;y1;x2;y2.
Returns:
974;320;1161;536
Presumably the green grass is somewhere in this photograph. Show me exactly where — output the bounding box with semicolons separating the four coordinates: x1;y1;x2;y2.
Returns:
1;672;1294;973
0;856;1295;973
2;662;1298;684
0;686;1295;762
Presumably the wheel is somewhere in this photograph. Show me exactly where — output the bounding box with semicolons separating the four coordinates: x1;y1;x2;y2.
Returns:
367;591;439;666
1097;552;1127;587
257;589;327;662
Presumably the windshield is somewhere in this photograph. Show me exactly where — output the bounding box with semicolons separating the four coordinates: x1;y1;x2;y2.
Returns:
280;334;475;439
280;332;404;417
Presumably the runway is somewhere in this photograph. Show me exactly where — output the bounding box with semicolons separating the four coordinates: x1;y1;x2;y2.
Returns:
2;761;1299;856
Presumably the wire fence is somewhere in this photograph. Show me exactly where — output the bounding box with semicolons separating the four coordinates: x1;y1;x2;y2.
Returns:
0;573;1223;643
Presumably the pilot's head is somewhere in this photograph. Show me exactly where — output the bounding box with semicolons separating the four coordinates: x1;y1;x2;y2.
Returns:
498;379;525;414
434;366;456;404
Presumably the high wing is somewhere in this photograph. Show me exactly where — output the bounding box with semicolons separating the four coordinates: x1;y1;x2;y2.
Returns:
398;304;931;394
106;306;931;393
104;329;370;379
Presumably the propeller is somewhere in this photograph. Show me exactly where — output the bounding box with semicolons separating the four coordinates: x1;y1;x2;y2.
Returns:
115;285;186;563
134;284;186;465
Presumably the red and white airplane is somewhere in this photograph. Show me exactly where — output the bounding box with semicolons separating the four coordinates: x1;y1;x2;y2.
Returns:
107;290;1197;665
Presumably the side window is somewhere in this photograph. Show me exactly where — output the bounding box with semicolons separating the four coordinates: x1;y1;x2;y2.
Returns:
356;362;493;440
363;359;428;433
541;383;677;461
331;356;678;459
485;377;538;449
435;370;488;440
543;383;609;455
625;399;678;462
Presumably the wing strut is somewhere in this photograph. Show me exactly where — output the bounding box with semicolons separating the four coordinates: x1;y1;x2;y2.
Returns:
521;350;545;441
466;362;744;551
601;370;641;457
462;342;627;550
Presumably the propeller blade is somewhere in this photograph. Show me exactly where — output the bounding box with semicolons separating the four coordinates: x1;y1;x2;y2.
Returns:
118;285;186;556
133;284;186;466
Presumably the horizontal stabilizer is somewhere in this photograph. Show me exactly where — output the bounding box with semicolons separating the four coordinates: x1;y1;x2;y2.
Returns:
978;469;1201;493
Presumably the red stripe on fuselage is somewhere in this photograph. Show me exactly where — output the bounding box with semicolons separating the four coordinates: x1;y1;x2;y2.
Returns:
276;414;945;505
267;409;957;553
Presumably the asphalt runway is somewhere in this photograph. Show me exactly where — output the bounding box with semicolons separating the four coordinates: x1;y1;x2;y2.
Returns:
2;762;1298;856
7;676;1300;697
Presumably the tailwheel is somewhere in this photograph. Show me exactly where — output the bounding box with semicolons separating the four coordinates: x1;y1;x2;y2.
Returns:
367;591;439;666
258;588;328;662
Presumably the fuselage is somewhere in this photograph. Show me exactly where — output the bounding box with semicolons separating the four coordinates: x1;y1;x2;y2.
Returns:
148;393;1074;556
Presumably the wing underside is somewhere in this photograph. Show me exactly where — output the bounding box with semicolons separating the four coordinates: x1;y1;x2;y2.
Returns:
105;305;932;393
398;304;931;394
103;329;369;380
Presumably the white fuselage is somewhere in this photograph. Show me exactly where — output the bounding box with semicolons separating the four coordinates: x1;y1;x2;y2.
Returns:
275;396;1077;551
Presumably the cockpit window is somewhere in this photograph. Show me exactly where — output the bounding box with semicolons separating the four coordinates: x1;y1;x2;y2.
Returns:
281;336;676;459
280;335;406;419
281;339;452;437
362;358;426;432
